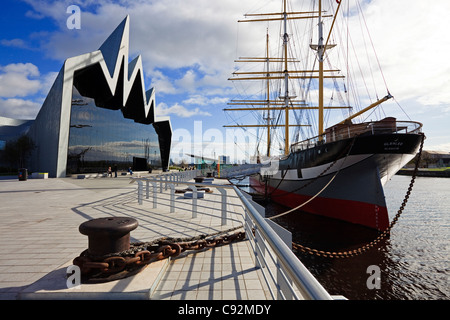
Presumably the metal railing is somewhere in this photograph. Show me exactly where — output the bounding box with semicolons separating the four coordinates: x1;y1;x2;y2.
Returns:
132;170;335;300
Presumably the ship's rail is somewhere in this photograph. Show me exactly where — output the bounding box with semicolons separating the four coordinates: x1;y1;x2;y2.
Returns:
132;171;336;300
291;119;423;153
218;163;262;178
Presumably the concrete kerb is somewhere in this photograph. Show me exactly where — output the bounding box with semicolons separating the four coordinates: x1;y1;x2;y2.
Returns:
18;258;170;300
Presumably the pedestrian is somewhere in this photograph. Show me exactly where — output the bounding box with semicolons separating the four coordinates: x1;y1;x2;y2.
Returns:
107;166;112;177
113;165;117;178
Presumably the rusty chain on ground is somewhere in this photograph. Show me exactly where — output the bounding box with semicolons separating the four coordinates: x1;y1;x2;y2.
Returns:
292;133;425;259
73;226;245;283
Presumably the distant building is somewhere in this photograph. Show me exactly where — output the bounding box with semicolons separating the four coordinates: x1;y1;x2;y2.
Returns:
422;150;450;168
0;16;171;177
219;155;230;164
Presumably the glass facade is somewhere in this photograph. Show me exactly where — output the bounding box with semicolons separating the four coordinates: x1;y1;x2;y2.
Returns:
67;87;161;174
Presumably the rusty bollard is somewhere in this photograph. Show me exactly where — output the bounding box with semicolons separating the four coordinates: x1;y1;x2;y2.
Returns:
79;217;138;257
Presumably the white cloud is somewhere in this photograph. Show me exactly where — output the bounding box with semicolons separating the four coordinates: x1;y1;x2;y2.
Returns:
427;143;450;153
182;95;229;106
0;63;57;99
0;63;41;98
0;98;41;119
155;102;211;118
170;122;259;163
341;0;450;108
1;38;29;49
20;0;255;73
5;0;259;125
6;0;450;156
148;70;177;95
175;70;197;93
0;63;58;119
18;0;450;111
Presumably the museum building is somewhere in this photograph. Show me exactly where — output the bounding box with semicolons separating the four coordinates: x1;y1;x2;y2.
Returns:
0;16;171;178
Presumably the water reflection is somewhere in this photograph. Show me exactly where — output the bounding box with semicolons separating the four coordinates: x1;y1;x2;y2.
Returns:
263;200;393;300
67;88;161;174
237;175;450;300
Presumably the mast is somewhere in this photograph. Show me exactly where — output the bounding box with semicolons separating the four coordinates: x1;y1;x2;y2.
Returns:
265;31;271;157
226;0;394;159
226;0;348;157
318;0;324;141
283;0;290;155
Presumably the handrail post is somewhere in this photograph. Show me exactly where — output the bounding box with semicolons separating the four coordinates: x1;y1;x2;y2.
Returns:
233;186;333;300
131;177;335;300
169;183;175;213
137;180;143;205
191;185;197;218
254;226;265;269
149;181;157;208
218;187;227;225
146;179;150;199
277;260;294;300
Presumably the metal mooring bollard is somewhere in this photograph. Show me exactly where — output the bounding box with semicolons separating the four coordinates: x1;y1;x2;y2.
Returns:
78;217;138;256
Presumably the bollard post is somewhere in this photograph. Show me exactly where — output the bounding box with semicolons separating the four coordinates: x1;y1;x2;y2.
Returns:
78;217;138;257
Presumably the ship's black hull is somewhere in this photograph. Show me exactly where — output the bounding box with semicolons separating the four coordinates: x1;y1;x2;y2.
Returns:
250;132;423;231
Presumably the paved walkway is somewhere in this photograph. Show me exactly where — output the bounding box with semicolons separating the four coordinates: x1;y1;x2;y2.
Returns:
0;174;271;300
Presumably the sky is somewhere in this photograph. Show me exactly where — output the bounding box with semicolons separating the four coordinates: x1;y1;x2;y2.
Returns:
0;0;449;163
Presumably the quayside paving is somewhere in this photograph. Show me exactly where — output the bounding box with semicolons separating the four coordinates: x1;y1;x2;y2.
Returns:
0;174;272;300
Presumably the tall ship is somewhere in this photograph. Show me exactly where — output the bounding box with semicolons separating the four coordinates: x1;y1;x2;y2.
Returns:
224;0;424;231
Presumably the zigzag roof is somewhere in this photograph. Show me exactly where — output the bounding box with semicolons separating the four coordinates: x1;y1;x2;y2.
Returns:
69;15;156;124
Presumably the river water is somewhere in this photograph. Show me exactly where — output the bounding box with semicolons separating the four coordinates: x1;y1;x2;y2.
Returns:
237;175;449;300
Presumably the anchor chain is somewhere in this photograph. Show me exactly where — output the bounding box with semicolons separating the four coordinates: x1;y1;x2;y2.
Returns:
73;226;245;283
292;132;425;258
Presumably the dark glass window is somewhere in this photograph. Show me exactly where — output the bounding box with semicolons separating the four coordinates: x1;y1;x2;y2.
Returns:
67;87;161;174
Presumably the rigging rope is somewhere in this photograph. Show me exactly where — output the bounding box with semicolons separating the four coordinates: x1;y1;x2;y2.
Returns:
356;0;389;91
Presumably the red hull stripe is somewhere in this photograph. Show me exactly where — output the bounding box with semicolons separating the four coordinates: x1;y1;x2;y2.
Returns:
251;177;389;231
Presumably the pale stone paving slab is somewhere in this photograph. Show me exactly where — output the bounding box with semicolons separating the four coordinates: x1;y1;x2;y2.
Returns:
0;175;272;300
